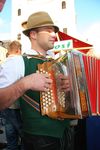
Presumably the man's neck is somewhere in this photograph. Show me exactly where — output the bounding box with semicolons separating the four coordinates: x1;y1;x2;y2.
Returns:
8;54;20;57
31;48;46;57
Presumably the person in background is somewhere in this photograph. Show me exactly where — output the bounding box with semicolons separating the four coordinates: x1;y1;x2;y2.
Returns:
0;11;71;150
1;41;23;150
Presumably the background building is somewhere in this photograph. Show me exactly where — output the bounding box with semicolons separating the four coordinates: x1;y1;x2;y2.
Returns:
11;0;77;52
0;0;93;60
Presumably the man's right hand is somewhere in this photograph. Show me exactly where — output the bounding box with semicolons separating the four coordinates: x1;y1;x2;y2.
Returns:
23;72;52;92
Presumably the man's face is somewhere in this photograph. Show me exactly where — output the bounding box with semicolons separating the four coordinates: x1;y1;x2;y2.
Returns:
32;26;57;51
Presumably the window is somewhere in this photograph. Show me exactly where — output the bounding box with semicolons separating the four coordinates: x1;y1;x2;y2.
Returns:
18;9;21;16
63;28;67;34
62;1;66;9
17;33;21;40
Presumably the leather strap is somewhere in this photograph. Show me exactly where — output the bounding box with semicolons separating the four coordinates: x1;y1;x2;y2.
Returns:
22;94;40;112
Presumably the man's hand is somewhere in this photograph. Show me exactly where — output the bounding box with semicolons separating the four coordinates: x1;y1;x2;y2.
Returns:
23;72;52;92
58;74;70;92
0;72;52;110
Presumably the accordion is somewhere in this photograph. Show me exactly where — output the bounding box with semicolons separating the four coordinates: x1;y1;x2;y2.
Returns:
38;50;100;119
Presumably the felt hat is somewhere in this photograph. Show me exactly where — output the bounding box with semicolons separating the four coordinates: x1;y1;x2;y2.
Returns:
22;11;59;36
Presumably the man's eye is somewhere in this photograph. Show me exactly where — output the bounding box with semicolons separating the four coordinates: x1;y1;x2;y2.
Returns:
46;30;51;33
45;29;53;32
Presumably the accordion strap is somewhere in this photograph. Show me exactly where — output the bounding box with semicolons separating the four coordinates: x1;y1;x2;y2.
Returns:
22;94;40;112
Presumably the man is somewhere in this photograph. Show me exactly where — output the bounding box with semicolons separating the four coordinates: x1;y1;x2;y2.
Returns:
0;11;70;150
2;41;23;150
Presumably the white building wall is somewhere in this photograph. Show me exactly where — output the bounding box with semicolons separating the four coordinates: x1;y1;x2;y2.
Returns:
0;46;7;64
11;0;76;52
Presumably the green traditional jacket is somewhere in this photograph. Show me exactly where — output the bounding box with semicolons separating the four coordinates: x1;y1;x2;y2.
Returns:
20;56;70;138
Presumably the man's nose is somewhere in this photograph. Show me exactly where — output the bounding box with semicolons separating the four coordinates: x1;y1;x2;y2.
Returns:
50;31;56;37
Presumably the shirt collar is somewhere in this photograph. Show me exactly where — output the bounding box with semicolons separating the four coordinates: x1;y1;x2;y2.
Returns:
26;49;44;56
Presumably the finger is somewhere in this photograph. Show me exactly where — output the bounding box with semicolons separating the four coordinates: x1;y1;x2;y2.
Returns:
42;87;50;92
44;73;50;79
45;78;52;84
58;74;68;80
36;70;39;73
44;82;52;89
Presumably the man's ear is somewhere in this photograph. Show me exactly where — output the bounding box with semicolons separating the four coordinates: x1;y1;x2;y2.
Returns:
30;31;37;40
16;49;22;54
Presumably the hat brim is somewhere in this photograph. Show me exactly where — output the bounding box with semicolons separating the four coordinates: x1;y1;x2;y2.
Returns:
22;24;59;36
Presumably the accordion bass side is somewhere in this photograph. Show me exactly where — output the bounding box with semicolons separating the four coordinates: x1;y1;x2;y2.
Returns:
38;50;91;119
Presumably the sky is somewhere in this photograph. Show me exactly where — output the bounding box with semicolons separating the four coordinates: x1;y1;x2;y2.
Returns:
75;0;100;34
0;0;11;40
75;0;100;45
0;0;100;51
